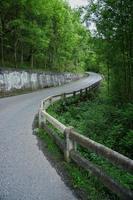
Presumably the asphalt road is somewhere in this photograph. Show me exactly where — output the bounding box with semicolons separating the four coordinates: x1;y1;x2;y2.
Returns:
0;72;102;200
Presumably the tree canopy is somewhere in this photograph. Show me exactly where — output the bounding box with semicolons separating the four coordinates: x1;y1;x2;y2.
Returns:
85;0;133;103
0;0;90;71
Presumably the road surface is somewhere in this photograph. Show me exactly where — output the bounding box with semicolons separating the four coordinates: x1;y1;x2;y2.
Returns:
0;72;101;200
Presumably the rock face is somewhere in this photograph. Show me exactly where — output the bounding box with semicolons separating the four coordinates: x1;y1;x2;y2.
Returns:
0;69;83;94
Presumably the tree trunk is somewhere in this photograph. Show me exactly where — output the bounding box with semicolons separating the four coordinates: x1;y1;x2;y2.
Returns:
14;40;18;68
31;52;34;68
107;62;110;96
0;17;4;65
21;45;24;66
1;34;4;65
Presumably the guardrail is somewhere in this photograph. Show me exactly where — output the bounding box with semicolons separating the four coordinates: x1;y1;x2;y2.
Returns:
38;80;133;200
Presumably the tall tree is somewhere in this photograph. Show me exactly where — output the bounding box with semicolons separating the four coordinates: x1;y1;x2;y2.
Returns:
86;0;133;103
0;0;91;72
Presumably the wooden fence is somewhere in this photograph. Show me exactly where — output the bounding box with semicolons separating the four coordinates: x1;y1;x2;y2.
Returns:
39;80;133;200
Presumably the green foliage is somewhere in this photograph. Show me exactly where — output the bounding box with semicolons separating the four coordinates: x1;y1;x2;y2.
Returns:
36;128;62;159
0;0;91;72
85;0;133;103
48;84;133;198
49;85;133;158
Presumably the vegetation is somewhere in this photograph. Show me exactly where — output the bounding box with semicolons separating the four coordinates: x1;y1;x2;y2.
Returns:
85;0;133;103
0;0;92;72
48;85;133;158
47;84;133;199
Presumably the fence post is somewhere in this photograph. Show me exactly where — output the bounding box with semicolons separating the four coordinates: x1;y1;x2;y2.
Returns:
64;126;75;162
39;101;46;127
73;141;77;151
39;109;42;128
85;88;88;95
73;91;76;97
80;89;83;97
61;93;66;100
39;101;43;127
49;97;53;106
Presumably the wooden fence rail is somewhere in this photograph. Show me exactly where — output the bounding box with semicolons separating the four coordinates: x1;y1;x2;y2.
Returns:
38;79;133;200
70;130;133;173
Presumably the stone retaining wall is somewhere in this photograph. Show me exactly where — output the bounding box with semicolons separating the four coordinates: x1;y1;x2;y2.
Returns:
0;69;84;95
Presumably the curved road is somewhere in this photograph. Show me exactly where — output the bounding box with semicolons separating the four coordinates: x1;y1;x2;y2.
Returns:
0;72;101;200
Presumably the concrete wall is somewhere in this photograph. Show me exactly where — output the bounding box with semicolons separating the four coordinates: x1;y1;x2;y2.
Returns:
0;69;84;94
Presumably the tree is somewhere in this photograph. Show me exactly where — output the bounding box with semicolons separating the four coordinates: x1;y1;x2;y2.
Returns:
0;0;91;72
85;0;133;103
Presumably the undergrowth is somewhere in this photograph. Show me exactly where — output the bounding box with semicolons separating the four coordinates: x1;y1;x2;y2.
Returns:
47;83;133;199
